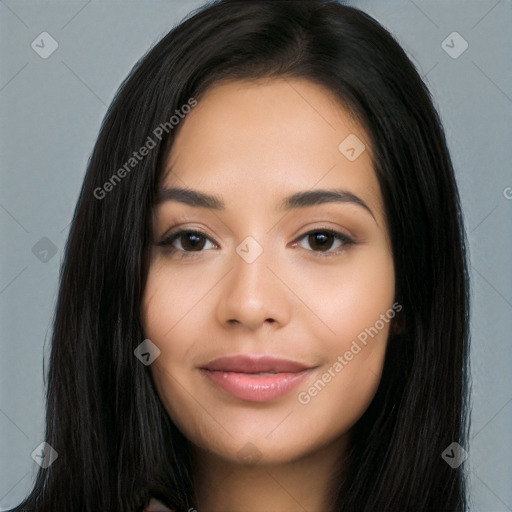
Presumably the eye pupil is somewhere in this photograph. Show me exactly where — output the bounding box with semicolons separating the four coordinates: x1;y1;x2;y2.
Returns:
182;232;205;251
309;232;332;252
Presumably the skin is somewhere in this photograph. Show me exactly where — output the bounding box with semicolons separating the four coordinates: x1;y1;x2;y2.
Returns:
141;77;396;512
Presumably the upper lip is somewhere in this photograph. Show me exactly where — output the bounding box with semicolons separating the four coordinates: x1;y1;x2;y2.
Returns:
200;355;315;373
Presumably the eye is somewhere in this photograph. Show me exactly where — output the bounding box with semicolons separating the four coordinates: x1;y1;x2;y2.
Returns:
293;229;355;257
156;227;355;258
156;229;217;256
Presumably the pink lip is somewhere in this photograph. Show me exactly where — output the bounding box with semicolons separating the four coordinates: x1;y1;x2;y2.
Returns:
199;355;316;402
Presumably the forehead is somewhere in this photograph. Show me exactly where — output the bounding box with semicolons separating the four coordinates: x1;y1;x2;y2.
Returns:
160;78;383;221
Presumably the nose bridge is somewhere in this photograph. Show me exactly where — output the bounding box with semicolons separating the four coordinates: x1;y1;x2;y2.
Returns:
215;232;290;329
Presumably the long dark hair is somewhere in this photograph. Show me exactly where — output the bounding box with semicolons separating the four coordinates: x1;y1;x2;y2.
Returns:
10;1;471;510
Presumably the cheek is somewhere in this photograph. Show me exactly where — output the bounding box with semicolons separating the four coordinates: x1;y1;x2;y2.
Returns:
294;246;395;421
141;258;211;349
140;262;213;425
294;242;395;347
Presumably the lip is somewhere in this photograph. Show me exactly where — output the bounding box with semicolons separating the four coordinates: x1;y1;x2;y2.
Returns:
199;355;316;402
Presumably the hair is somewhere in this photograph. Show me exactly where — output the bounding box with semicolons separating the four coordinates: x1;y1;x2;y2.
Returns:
10;0;471;511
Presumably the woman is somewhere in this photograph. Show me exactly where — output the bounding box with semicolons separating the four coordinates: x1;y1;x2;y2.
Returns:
10;0;471;510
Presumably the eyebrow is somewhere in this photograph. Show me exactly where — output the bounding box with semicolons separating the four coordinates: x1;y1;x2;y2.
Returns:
156;187;376;221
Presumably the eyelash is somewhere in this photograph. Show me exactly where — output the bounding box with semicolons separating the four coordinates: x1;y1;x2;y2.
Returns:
156;227;356;259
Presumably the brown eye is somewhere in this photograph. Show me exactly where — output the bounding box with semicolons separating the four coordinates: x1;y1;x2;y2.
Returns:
307;232;335;251
295;229;355;256
157;230;216;253
176;232;207;251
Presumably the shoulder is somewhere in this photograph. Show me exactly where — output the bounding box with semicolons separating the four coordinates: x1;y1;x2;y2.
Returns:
143;497;175;511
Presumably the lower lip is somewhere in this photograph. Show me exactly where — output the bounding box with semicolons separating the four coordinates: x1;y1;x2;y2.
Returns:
201;369;313;402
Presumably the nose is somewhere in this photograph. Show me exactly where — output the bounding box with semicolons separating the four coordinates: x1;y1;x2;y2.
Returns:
215;239;292;332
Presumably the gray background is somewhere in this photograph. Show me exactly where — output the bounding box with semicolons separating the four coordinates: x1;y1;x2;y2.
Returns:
1;0;511;510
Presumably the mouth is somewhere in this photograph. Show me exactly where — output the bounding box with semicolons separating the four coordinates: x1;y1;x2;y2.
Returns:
199;355;317;402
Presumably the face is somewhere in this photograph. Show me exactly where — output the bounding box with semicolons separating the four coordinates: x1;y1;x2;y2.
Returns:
141;77;396;466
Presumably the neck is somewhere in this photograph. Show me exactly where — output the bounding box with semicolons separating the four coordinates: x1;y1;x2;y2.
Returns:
191;435;348;512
